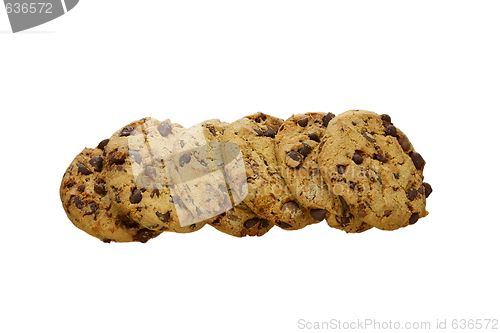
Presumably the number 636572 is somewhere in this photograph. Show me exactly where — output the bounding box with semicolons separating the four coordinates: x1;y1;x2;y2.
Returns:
5;3;53;14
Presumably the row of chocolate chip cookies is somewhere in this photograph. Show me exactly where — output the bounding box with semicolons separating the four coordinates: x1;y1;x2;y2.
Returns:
60;110;432;242
276;110;431;232
60;116;271;242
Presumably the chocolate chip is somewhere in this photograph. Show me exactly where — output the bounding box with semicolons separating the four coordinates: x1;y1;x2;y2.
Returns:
110;151;126;165
338;195;348;211
102;238;112;243
374;152;388;162
244;218;259;228
259;219;270;229
278;221;292;229
179;152;191;167
423;182;433;198
195;207;203;216
158;120;173;136
135;229;155;243
398;135;411;152
257;113;267;122
173;196;190;211
365;171;375;182
409;212;420;225
112;187;121;203
151;188;160;198
205;125;217;136
298;118;309;127
410;152;425;170
94;183;107;195
352;150;363;164
281;201;300;213
310;209;327;221
120;126;134;137
306;135;321;146
407;188;418;201
381;114;392;124
87;202;97;214
287;151;303;163
129;151;142;164
89;156;104;172
357;206;367;218
362;132;376;143
349;181;361;191
384;124;397;137
263;126;276;138
322;112;335;127
130;188;143;204
156;211;171;223
77;184;86;192
76;163;92;175
298;142;312;156
394;173;400;179
339;216;350;227
97;139;109;150
337;165;346;174
72;196;83;209
118;215;140;230
254;128;264;136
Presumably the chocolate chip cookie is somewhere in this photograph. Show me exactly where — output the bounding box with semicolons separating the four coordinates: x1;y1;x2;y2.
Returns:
222;112;318;230
275;112;372;233
318;110;431;230
103;117;205;233
174;119;274;237
166;119;234;226
61;110;431;241
60;147;160;243
209;202;273;237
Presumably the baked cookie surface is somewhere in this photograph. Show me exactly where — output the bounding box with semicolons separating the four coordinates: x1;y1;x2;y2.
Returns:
318;110;431;230
186;120;275;237
208;199;273;237
222;112;318;230
275;112;372;233
60;147;160;243
103;117;205;233
166;119;234;226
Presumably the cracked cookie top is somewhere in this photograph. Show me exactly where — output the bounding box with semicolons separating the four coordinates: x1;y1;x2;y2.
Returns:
318;110;431;230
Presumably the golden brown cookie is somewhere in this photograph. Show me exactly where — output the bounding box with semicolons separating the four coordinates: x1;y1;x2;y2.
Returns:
166;119;234;226
60;147;160;243
275;112;372;233
209;202;272;237
103;117;205;233
222;112;318;230
318;110;431;230
185;120;274;237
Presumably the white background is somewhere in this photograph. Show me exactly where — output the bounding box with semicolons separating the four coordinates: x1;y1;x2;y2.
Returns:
1;1;499;332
